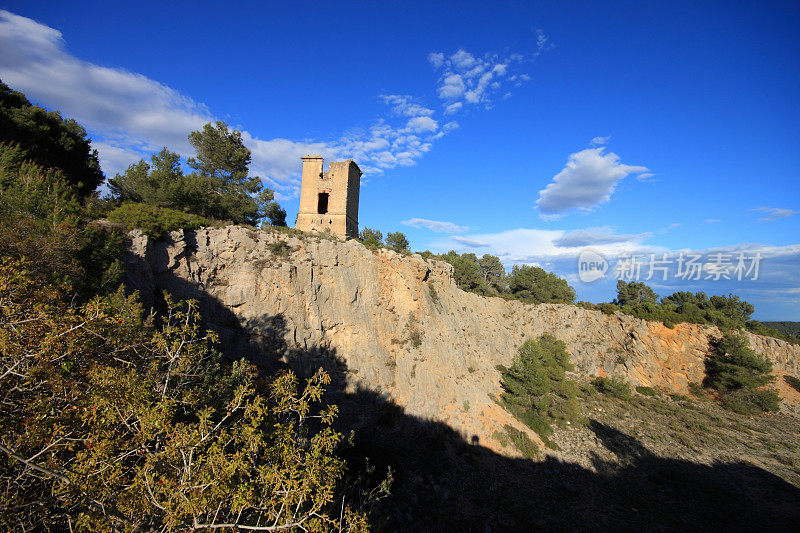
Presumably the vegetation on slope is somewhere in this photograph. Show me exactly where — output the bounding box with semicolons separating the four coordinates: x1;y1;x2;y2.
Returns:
497;334;580;448
761;321;800;337
584;280;797;344
0;80;368;531
0;81;104;197
498;329;783;460
107;202;208;238
704;332;780;414
108;122;287;229
420;250;576;304
0;261;367;531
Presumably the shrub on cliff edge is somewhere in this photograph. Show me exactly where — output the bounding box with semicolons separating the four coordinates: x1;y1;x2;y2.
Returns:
498;334;579;449
108;202;207;238
704;332;780;414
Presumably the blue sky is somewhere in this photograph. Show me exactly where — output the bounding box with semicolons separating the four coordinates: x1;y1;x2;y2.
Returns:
1;1;798;319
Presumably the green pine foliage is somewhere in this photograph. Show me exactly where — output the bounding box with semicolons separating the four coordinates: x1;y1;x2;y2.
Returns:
507;264;576;303
386;231;410;253
784;374;800;394
358;227;384;248
0;81;104;197
0;143;124;300
108;121;285;227
498;334;580;447
704;332;780;414
430;251;577;304
588;281;792;343
591;376;633;400
107;202;208;238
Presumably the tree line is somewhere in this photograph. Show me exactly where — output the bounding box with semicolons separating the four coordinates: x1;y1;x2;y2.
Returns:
592;280;797;343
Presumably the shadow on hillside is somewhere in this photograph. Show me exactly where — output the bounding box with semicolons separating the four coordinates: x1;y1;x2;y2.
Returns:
126;248;800;532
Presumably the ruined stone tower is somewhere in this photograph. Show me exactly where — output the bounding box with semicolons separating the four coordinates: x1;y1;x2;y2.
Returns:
295;155;361;238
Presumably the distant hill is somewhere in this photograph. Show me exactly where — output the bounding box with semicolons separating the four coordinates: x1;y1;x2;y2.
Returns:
762;321;800;337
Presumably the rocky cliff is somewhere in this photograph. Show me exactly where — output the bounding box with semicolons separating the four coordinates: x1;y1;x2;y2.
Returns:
123;226;800;454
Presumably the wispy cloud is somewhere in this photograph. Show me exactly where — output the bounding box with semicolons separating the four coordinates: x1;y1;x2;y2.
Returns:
536;147;649;219
428;35;548;114
0;10;460;196
590;136;610;146
401;218;469;233
752;206;798;222
553;226;651;247
451;236;491;247
379;94;434;117
435;227;657;262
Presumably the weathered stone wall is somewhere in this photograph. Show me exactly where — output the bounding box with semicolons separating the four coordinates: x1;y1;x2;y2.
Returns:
295;156;360;238
123;226;800;454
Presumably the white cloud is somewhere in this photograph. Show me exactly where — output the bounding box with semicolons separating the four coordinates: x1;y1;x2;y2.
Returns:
535;30;550;53
405;116;438;133
444;102;463;115
433;227;657;262
536;147;649;218
427;52;445;68
427;222;800;316
451;236;491;247
0;10;458;193
590;136;610;145
450;49;479;70
0;10;210;165
380;94;434;117
427;42;545;113
438;73;466;99
703;218;722;224
553;226;651;247
401;218;468;233
752;207;798;222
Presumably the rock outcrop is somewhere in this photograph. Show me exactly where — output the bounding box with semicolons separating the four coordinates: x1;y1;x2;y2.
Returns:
123;226;800;454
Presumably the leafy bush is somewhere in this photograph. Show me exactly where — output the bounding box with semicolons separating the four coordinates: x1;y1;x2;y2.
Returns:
499;334;579;448
705;333;773;391
615;280;658;305
108;202;207;238
433;250;577;303
591;376;633;400
0;259;368;531
439;251;485;292
704;332;779;413
594;303;618;316
746;321;799;345
605;283;765;333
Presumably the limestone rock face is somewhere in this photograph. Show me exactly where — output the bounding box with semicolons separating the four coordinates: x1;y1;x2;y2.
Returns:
123;226;800;454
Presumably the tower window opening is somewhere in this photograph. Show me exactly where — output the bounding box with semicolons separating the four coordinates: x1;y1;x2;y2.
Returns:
317;192;329;214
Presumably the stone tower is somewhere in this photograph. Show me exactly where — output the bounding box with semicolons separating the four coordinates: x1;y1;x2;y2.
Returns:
295;155;361;238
